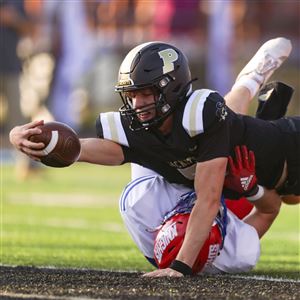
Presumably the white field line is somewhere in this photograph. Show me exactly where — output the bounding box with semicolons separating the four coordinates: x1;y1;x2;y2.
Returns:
224;273;300;283
1;292;97;300
6;193;119;207
2;216;126;232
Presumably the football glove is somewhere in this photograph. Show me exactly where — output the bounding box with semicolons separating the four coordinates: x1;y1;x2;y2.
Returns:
223;145;259;199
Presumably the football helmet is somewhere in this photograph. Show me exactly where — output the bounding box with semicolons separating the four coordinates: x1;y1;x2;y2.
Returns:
154;212;225;274
115;42;192;130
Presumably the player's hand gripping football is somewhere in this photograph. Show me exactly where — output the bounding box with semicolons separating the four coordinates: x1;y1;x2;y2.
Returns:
223;145;259;199
10;120;81;167
9;120;45;161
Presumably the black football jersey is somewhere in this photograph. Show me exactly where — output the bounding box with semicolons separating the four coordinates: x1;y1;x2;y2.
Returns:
96;89;286;189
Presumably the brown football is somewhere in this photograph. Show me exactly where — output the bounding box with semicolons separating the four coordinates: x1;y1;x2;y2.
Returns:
29;121;81;167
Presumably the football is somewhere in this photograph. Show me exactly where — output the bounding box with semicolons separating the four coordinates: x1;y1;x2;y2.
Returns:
29;121;81;167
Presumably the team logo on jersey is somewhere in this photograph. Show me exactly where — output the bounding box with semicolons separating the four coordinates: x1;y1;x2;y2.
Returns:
216;101;228;121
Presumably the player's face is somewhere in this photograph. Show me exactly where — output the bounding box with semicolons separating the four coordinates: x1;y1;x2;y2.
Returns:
125;88;157;122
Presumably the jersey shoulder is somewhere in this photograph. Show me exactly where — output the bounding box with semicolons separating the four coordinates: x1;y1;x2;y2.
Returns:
182;89;228;137
96;112;129;146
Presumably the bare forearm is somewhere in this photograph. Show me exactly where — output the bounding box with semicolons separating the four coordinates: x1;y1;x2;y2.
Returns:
176;198;220;267
79;138;124;166
244;188;281;238
176;158;227;267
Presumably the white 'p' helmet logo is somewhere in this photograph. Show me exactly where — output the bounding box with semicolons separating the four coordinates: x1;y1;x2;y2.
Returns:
158;49;179;74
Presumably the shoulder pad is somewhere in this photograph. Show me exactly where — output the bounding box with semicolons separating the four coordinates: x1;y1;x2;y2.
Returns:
182;89;216;137
99;112;129;146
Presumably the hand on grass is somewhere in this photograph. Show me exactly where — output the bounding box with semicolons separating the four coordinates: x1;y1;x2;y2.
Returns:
142;268;183;277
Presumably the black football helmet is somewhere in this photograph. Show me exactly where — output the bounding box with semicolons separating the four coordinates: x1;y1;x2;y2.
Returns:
115;42;192;130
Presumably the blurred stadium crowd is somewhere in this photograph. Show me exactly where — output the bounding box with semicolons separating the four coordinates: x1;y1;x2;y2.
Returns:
1;0;299;178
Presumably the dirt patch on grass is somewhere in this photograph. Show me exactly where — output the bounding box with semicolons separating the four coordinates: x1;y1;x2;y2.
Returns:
1;266;299;299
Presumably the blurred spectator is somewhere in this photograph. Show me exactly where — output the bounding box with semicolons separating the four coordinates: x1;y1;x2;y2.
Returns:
43;0;98;131
149;0;206;91
132;0;155;43
83;0;129;113
0;0;40;180
206;0;234;96
150;0;173;40
0;0;33;133
17;0;55;124
78;0;139;127
151;0;204;53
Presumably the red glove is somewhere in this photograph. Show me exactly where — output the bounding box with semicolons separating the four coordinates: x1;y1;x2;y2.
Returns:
224;145;258;199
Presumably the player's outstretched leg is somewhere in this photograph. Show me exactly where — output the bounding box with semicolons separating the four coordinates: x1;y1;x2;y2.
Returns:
234;37;292;98
226;37;292;114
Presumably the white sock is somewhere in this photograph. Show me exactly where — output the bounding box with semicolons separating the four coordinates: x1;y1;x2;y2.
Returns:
231;76;262;98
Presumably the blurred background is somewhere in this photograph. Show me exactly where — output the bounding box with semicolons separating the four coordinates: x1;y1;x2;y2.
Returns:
1;0;300;179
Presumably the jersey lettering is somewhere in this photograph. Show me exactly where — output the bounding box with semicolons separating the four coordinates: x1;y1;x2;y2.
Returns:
158;49;178;74
177;164;196;180
169;157;197;180
206;244;220;265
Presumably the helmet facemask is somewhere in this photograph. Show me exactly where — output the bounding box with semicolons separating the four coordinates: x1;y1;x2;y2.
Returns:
118;76;178;131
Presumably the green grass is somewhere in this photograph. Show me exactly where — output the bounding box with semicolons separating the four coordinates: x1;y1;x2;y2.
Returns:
1;164;300;278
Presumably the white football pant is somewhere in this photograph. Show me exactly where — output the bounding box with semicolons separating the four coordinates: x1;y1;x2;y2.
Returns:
119;164;260;274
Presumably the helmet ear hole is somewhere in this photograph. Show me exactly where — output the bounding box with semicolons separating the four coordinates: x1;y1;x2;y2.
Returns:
172;84;182;93
167;246;175;253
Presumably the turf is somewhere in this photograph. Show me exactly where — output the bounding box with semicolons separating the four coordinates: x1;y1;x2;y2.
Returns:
1;164;300;278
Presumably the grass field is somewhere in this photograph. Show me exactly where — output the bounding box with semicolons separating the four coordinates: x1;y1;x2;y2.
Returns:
1;163;300;279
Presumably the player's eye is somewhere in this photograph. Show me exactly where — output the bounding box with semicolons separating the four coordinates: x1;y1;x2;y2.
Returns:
141;92;153;97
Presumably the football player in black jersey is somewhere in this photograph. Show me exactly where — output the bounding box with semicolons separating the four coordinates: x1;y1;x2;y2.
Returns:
10;38;299;277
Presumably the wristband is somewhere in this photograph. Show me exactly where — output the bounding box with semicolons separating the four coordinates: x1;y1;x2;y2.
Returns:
170;260;193;276
246;185;264;201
